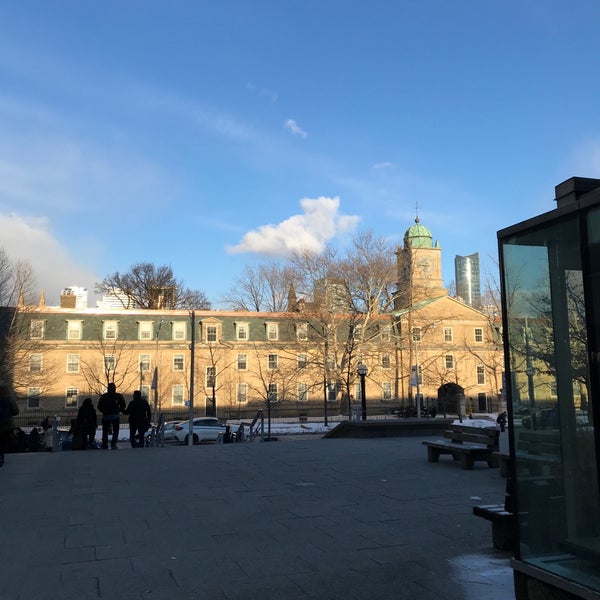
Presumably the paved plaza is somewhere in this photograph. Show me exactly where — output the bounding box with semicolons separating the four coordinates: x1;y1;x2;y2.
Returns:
0;433;514;599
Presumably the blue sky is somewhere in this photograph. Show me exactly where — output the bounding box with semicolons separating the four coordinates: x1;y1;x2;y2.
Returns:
1;1;600;307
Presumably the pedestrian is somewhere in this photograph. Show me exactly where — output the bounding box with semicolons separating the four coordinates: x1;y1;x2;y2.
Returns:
125;390;152;448
76;398;98;449
497;410;508;432
97;383;126;449
223;425;233;443
0;383;20;467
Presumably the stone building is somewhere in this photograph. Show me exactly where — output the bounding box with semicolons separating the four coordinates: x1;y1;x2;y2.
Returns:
3;218;503;420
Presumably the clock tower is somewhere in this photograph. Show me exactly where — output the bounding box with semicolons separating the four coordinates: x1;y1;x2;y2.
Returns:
395;217;447;309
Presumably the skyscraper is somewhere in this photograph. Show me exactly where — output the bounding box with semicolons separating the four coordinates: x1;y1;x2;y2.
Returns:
455;252;481;307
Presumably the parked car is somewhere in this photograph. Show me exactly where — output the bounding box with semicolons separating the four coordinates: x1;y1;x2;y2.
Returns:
171;417;227;444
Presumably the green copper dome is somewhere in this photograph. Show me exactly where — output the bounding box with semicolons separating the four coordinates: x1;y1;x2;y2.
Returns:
404;217;433;248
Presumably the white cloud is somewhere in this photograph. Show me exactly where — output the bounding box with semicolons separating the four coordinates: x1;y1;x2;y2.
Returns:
246;82;278;103
0;213;99;305
372;161;395;170
284;118;308;139
227;196;359;256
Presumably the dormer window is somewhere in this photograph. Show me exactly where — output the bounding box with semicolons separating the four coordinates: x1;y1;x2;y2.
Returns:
265;322;278;341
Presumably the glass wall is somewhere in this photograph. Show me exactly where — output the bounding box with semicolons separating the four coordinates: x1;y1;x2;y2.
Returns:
500;210;600;591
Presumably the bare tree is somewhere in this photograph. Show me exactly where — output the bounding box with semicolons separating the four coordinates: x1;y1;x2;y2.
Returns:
79;337;140;397
221;262;298;312
0;249;44;394
285;232;399;416
96;262;211;310
0;248;38;307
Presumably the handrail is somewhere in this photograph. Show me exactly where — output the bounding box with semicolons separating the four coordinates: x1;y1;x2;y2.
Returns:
243;410;264;442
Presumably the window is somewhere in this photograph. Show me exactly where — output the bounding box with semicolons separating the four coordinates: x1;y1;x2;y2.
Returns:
206;366;216;388
29;354;43;373
476;365;485;385
65;387;78;408
352;324;362;340
412;327;422;342
266;322;278;341
172;321;186;341
268;383;278;403
326;354;335;370
382;382;392;400
140;385;150;400
297;353;307;369
205;324;218;342
237;383;248;404
103;320;118;340
237;354;247;370
66;320;82;340
67;354;80;373
27;388;41;409
139;354;151;372
445;354;454;369
104;355;116;371
296;322;308;341
381;354;391;369
30;320;45;340
173;354;185;371
380;325;391;341
172;384;184;407
235;322;249;340
327;383;337;401
444;327;453;342
474;327;483;343
268;354;278;370
298;382;308;402
354;382;362;401
138;321;154;341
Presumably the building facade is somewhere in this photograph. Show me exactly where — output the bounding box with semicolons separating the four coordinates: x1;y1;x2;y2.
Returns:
4;219;503;421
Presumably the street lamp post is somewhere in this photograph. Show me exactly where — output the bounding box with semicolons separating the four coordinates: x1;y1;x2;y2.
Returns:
188;310;195;446
357;363;368;421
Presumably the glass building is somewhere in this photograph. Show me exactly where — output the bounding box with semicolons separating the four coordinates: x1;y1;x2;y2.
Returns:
498;177;600;598
455;252;481;307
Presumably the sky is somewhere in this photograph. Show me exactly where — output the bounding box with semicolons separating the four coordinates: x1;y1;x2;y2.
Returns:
1;0;600;308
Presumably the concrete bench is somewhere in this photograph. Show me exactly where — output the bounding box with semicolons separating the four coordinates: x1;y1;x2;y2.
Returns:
422;423;500;470
473;504;515;550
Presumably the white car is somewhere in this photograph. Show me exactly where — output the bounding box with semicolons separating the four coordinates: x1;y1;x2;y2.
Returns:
153;420;184;443
171;417;227;444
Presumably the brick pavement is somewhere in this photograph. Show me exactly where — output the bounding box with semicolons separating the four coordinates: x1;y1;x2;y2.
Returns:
0;433;514;599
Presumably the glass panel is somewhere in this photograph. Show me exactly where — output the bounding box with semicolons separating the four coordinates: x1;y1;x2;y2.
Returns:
501;213;600;591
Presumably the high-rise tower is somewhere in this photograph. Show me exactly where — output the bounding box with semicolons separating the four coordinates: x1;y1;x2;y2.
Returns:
454;252;481;307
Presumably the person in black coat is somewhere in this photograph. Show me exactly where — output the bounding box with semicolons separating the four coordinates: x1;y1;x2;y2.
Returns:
97;383;126;449
77;397;98;449
125;390;152;448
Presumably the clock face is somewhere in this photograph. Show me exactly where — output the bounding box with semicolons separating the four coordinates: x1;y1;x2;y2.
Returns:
417;257;433;276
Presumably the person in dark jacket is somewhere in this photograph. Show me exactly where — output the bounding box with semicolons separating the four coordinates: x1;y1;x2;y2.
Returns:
125;390;152;448
0;383;20;467
77;397;98;449
97;383;126;449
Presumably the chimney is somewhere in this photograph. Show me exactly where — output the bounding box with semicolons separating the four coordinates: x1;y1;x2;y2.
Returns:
555;177;600;208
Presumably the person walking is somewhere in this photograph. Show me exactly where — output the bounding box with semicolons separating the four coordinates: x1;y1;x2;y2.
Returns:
77;397;98;449
0;383;20;467
497;410;508;432
97;383;126;449
125;390;152;448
